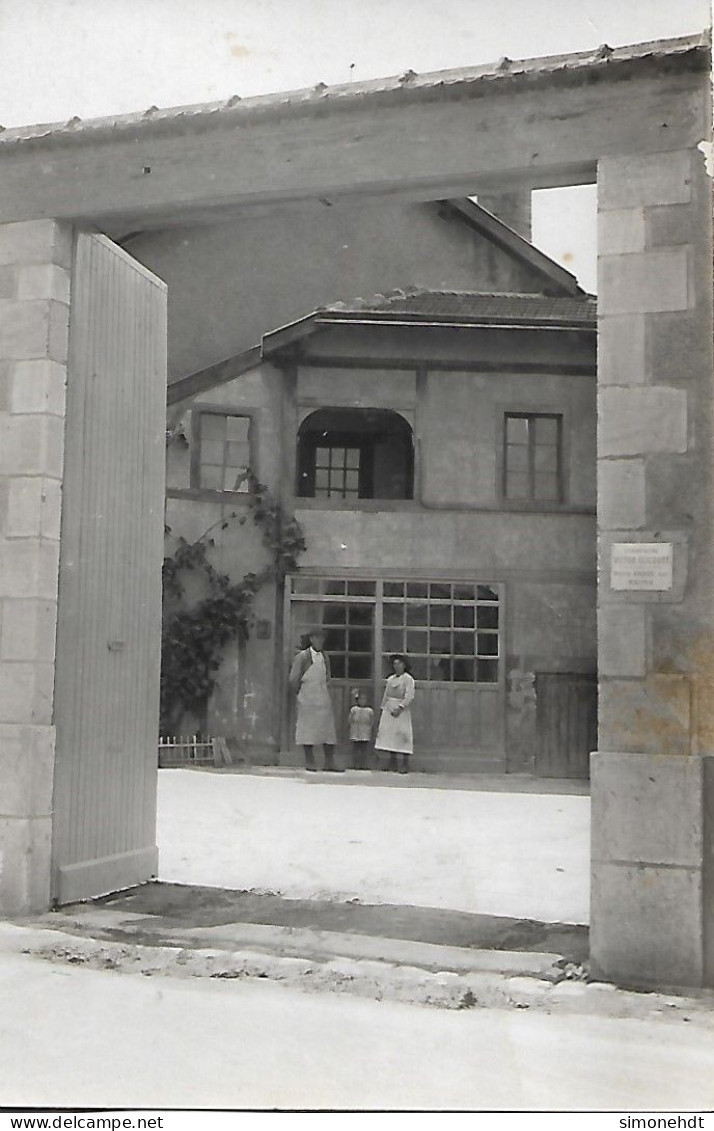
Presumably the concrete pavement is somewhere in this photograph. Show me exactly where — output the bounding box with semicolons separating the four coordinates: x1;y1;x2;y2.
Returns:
5;881;714;1023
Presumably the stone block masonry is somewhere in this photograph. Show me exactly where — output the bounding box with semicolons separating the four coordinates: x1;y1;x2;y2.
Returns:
598;387;688;457
593;146;714;987
0;220;72;914
596;460;646;530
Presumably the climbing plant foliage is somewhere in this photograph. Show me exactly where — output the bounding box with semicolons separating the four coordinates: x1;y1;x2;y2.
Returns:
160;472;305;733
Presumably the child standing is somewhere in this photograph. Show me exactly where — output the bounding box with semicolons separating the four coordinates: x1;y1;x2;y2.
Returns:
348;691;374;770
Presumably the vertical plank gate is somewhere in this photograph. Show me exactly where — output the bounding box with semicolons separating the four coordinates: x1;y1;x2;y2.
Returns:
51;233;167;904
535;672;597;780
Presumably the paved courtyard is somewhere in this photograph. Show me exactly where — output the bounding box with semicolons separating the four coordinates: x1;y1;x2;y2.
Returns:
157;767;591;924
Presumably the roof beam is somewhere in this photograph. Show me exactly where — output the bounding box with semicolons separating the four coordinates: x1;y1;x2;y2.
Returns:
166;344;261;405
439;200;582;295
0;36;708;230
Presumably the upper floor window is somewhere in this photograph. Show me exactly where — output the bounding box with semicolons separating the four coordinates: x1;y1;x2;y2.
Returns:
297;408;414;501
193;410;251;493
314;445;362;499
503;412;563;502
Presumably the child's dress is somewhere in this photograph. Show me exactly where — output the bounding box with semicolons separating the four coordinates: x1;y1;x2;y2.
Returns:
348;705;374;742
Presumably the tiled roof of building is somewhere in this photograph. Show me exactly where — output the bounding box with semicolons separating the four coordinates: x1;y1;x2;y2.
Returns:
170;288;596;403
0;34;705;148
325;289;597;326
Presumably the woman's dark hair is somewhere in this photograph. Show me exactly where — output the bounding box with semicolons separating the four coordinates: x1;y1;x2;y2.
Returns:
389;653;411;674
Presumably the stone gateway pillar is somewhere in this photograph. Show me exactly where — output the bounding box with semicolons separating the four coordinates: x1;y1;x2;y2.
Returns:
592;147;714;986
0;224;167;915
0;220;72;912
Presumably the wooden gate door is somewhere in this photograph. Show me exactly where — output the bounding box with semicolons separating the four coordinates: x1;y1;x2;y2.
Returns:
535;672;597;780
51;233;167;904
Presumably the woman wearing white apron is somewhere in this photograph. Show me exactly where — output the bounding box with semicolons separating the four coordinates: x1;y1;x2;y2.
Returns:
375;654;416;773
288;629;339;771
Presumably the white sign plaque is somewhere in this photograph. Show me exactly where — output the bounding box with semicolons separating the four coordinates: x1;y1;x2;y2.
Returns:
610;542;674;591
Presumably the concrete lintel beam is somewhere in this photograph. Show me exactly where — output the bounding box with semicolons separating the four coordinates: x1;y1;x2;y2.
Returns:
0;63;707;230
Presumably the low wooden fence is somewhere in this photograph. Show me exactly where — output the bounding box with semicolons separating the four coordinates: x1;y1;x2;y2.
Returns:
158;735;233;768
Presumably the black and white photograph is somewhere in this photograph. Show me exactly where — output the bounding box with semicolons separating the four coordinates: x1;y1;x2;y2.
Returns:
0;0;713;1116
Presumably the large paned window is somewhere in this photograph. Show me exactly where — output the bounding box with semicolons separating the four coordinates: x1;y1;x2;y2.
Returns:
381;581;499;683
320;599;374;680
194;411;251;493
290;577;500;685
503;412;563;502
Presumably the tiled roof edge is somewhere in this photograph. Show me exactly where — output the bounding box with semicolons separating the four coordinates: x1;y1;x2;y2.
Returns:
0;32;707;148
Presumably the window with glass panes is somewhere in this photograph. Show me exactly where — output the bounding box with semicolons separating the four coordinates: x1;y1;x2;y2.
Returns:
503;413;562;502
382;581;500;683
321;600;374;679
314;446;362;499
289;577;501;685
195;411;251;492
290;578;376;680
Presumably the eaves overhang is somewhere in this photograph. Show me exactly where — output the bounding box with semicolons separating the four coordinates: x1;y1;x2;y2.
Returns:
261;308;597;359
0;32;709;231
168;300;597;406
1;32;707;152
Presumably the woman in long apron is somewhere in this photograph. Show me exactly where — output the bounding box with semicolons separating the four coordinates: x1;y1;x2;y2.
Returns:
288;629;339;771
375;654;416;773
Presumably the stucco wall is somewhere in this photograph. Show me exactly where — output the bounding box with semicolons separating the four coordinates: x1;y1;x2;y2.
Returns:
295;363;596;512
165;363;284;755
167;365;284;491
130;200;552;382
297;509;594;574
420;370;595;508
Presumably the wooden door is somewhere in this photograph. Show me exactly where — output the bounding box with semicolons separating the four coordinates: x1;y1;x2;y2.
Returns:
535;672;597;780
380;580;505;770
51;233;167;904
410;681;504;764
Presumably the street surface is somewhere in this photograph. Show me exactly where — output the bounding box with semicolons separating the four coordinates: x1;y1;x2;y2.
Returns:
2;951;712;1111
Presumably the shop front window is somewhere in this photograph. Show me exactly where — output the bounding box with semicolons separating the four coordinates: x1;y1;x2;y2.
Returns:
290;578;500;685
381;581;500;683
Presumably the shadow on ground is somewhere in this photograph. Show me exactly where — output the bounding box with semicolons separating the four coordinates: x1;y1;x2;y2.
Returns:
71;881;589;966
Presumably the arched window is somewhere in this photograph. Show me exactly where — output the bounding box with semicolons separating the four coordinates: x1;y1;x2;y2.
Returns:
297;408;414;500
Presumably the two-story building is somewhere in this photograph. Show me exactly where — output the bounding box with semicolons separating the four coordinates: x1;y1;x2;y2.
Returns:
166;282;597;776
